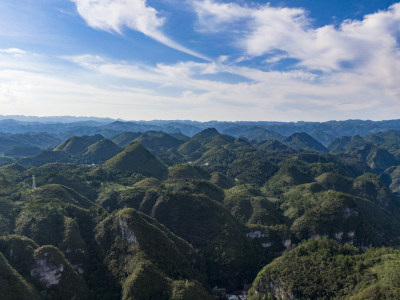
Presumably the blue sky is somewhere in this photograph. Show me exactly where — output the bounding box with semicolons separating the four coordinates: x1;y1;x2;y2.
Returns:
0;0;399;121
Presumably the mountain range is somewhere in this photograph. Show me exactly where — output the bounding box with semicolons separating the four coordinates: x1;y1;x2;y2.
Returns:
1;117;400;299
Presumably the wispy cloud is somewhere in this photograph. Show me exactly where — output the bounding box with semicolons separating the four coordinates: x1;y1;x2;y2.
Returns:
1;33;399;122
193;1;400;72
71;0;209;61
62;52;400;121
0;48;27;54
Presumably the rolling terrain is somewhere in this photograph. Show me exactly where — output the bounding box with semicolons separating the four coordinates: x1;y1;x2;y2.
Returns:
1;118;400;299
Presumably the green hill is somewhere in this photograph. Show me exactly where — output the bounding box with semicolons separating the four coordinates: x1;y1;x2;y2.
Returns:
54;134;104;155
249;238;400;299
316;172;353;194
266;160;313;193
223;126;285;142
80;138;121;163
224;185;282;225
110;131;142;147
0;163;26;174
170;132;190;140
0;234;89;300
104;142;168;179
257;139;294;152
14;184;93;271
134;131;184;153
177;130;235;162
192;127;220;139
0;132;60;153
328;130;400;158
19;150;72;167
0;252;40;300
95;208;210;298
384;165;400;193
168;163;209;180
328;135;367;153
348;144;398;170
210;172;234;189
134;131;186;165
284;132;328;153
280;184;400;246
0;235;38;277
189;137;278;185
150;190;262;289
31;245;89;300
4;146;42;157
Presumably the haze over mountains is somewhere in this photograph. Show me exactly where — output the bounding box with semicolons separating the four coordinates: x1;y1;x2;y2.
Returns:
3;115;400;144
1;116;400;299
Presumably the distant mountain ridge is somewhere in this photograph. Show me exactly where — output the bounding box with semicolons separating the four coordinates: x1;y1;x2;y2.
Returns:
284;132;328;153
2;117;400;146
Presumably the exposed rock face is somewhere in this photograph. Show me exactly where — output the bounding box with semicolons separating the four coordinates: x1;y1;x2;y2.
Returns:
73;264;84;274
347;231;355;245
118;217;137;243
335;231;344;240
269;279;295;300
247;230;268;239
342;207;359;218
262;242;272;248
31;257;64;288
29;245;89;300
252;277;295;300
283;239;292;250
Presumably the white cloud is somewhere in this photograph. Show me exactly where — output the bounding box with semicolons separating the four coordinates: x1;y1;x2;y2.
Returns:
61;53;400;121
1;45;399;121
0;48;27;54
71;0;164;34
194;0;251;32
263;54;289;64
71;0;209;60
193;1;400;72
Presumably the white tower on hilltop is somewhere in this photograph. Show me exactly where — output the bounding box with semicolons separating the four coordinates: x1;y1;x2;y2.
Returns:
32;175;36;191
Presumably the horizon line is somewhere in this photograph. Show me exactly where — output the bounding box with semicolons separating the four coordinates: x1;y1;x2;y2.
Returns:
1;115;400;124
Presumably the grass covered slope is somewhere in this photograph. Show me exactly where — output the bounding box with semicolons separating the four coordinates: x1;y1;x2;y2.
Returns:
80;138;122;163
0;132;61;153
4;146;42;157
14;184;93;274
329;130;400;156
0;235;89;300
224;185;282;225
168;163;209;180
134;131;184;153
284;132;328;153
0;252;40;300
0;235;38;278
54;134;104;155
19;150;72;167
249;238;400;299
95;208;211;298
110;132;141;147
104;142;167;179
150;190;263;289
348;144;398;171
31;245;89;300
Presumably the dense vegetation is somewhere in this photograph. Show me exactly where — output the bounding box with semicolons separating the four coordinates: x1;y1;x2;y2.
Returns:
1;118;400;299
249;238;400;299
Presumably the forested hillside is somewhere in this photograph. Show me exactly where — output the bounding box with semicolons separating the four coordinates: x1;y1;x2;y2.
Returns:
1;119;400;299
